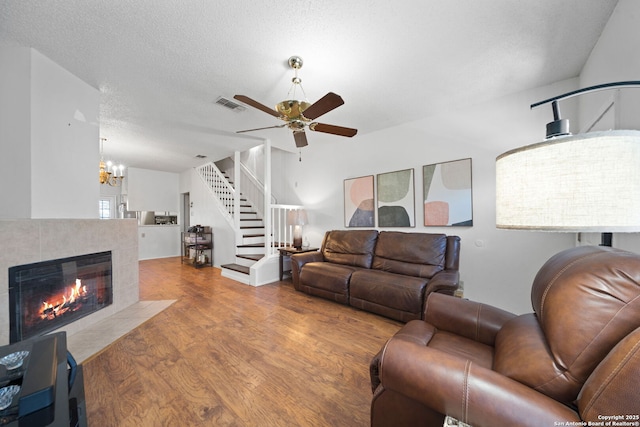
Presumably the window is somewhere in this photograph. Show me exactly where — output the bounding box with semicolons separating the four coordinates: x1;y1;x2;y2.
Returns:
99;197;115;219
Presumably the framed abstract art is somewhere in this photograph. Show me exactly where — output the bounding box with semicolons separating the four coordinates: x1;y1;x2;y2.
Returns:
344;175;375;227
422;158;473;226
376;169;415;227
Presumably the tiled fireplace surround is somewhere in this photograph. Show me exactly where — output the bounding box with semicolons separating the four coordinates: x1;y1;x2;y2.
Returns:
0;219;139;346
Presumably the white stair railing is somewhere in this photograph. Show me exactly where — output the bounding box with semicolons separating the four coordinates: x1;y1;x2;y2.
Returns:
270;204;304;256
196;162;236;227
239;163;265;219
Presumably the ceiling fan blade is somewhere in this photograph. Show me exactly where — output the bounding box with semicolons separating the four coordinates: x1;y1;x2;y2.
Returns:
233;95;281;118
293;131;308;148
236;124;286;133
302;92;344;120
309;122;358;137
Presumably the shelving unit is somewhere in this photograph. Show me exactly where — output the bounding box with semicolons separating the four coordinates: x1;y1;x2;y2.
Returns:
181;229;213;268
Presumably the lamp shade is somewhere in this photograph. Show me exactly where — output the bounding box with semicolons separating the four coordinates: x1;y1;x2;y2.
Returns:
287;209;308;226
496;130;640;232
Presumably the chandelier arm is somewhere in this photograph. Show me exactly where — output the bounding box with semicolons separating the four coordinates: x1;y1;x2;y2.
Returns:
530;81;640;110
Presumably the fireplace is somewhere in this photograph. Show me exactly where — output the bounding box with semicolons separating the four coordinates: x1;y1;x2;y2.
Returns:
8;251;113;343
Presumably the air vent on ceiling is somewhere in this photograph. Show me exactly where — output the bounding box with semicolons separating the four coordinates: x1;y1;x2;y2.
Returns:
195;154;207;159
215;96;246;112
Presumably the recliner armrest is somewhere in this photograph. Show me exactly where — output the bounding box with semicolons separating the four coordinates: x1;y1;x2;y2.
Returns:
290;251;324;286
423;293;516;346
378;338;581;427
424;269;459;296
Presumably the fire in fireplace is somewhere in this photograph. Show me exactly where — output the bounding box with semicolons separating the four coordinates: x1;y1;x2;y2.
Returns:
8;251;113;343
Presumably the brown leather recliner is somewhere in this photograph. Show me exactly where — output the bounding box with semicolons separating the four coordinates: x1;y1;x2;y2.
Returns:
370;245;640;426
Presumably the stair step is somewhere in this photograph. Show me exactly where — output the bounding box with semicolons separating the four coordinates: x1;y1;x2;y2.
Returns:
243;233;265;238
237;254;264;261
238;243;265;248
221;263;250;275
240;226;265;229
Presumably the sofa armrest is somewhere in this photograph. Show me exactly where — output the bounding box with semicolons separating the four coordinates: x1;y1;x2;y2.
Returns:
290;251;324;287
378;338;581;427
423;293;516;346
424;269;459;296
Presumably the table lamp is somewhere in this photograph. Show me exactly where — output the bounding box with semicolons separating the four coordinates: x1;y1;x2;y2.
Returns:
287;209;308;250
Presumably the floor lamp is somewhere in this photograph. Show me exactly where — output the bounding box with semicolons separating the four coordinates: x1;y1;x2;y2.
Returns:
496;81;640;240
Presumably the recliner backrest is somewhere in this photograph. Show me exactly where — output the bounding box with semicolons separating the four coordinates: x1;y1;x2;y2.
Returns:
494;246;640;405
321;229;379;268
371;231;450;278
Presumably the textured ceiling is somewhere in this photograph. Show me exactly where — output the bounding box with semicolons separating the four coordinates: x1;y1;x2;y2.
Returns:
0;1;619;172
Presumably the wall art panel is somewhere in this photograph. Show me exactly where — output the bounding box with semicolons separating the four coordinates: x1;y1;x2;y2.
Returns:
423;158;473;226
376;169;415;227
344;175;375;227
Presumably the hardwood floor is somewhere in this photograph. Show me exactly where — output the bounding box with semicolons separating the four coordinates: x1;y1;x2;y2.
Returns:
83;257;402;426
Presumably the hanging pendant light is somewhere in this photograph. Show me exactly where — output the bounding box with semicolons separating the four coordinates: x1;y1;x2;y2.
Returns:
99;138;125;187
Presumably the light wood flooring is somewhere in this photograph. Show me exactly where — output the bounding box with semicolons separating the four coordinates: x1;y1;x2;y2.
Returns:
83;257;402;426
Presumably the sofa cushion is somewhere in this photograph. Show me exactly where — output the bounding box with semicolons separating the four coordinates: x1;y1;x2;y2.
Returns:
371;231;446;278
299;261;359;295
350;269;428;317
322;229;379;268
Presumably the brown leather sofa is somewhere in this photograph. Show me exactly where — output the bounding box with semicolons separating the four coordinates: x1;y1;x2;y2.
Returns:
369;245;640;426
290;230;461;322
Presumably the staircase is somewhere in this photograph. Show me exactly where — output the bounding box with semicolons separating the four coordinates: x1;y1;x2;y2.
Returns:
221;197;265;276
196;159;303;286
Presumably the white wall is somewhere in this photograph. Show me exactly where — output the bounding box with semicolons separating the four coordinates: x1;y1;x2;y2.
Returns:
30;50;100;218
579;0;640;133
126;167;181;259
0;47;100;219
0;46;31;218
127;167;179;212
239;145;300;205
579;0;640;254
280;79;582;315
186;168;236;268
138;225;180;260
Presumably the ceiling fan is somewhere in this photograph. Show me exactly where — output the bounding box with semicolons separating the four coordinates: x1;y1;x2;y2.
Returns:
234;56;358;148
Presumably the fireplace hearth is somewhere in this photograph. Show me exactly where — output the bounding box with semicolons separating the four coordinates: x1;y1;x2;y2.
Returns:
8;251;113;343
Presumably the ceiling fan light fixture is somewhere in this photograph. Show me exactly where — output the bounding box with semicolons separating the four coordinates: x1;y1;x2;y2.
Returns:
276;100;311;120
287;120;306;131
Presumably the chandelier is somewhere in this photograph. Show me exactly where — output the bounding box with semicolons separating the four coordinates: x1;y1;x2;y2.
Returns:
99;138;125;186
